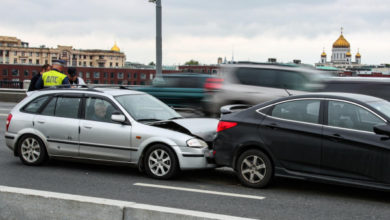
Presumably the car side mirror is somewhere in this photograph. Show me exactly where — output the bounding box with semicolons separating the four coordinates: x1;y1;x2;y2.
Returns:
111;111;126;123
373;124;390;136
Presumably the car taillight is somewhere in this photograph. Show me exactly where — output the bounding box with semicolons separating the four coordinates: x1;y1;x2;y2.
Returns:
204;78;223;91
6;114;12;132
217;121;237;132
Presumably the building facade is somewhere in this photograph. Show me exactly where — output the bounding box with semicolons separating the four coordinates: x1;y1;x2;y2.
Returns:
0;36;126;68
316;29;362;69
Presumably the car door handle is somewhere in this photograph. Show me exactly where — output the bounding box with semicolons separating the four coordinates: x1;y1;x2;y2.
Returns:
83;126;92;129
37;121;45;124
265;123;278;129
329;133;344;142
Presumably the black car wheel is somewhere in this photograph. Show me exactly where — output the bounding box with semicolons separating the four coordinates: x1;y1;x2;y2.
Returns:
237;149;273;188
18;135;47;166
144;144;179;179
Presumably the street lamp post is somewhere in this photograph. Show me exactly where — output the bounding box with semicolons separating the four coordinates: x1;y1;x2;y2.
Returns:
149;0;164;84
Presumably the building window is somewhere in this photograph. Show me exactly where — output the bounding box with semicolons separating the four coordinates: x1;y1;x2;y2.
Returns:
21;52;25;56
83;61;86;66
29;52;33;56
36;59;39;65
12;69;19;76
24;70;29;77
79;72;83;78
110;62;113;67
86;72;90;78
133;73;137;79
118;72;123;79
21;59;26;64
79;61;81;66
90;55;93;59
103;72;107;78
84;55;86;59
14;58;18;64
29;59;32;64
140;73;146;80
127;73;130;79
94;72;100;78
90;62;93;67
3;69;8;76
14;51;17;56
116;62;119;67
99;55;104;59
111;72;114;78
118;80;122;85
36;52;40;56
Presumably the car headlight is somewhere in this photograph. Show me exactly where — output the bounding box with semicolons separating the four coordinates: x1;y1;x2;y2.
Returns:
186;138;208;148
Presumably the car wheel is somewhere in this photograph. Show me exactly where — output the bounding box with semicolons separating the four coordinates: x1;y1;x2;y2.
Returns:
144;144;179;179
237;149;273;188
18;135;47;166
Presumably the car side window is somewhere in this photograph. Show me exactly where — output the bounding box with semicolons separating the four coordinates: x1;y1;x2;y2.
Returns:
41;97;57;116
236;68;276;87
271;100;320;124
23;96;50;114
328;101;385;132
55;97;81;118
85;97;117;123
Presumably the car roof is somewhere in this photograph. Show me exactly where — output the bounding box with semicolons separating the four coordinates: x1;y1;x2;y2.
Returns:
29;87;146;97
325;77;390;83
285;92;385;103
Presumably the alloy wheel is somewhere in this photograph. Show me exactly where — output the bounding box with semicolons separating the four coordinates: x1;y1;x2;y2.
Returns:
20;137;41;163
240;155;266;184
148;149;171;177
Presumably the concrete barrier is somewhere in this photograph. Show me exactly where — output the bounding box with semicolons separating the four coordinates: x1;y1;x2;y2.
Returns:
0;88;27;102
0;185;256;220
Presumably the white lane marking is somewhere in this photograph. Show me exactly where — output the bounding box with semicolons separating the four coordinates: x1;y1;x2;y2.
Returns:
0;114;8;117
134;183;266;200
0;185;256;220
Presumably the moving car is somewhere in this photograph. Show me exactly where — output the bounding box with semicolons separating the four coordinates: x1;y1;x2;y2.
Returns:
318;77;390;101
213;93;390;190
204;62;329;115
5;87;218;179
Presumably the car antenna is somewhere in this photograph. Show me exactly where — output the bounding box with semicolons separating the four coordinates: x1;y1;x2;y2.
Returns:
283;85;292;96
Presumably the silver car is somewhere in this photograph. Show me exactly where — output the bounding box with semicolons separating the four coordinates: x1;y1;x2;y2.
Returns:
204;63;328;115
5;88;218;179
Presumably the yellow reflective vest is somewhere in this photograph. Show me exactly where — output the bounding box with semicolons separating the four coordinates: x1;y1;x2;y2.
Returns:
42;70;67;87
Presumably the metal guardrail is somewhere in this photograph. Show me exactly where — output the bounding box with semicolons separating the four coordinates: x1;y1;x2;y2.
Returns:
0;81;23;89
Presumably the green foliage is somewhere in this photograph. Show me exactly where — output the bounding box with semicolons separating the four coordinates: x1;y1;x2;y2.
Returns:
184;59;200;65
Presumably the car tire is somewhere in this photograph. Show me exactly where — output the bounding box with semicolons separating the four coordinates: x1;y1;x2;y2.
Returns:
236;149;273;188
18;135;47;166
144;144;179;180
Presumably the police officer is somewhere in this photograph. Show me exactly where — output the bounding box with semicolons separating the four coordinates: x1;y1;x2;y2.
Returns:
35;59;70;89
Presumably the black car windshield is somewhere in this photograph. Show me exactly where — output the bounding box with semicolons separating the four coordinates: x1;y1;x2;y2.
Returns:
368;101;390;119
115;94;181;122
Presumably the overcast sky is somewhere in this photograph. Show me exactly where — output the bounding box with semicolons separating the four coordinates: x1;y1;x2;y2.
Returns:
1;0;389;65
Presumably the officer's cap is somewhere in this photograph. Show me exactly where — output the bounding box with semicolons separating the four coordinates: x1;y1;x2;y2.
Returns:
52;59;66;66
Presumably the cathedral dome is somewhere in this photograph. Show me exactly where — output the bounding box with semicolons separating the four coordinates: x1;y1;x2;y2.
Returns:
333;34;350;48
356;52;361;58
346;51;351;57
321;51;327;57
111;42;120;52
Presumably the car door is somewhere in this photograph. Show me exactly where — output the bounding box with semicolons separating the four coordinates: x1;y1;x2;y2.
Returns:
34;94;82;157
322;100;390;183
78;96;132;162
259;99;323;174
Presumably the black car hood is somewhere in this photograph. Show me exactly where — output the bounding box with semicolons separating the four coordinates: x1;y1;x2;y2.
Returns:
150;118;219;142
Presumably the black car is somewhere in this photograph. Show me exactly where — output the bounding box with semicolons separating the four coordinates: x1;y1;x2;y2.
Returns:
213;93;390;190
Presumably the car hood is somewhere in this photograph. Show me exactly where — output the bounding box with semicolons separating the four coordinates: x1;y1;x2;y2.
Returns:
150;118;219;142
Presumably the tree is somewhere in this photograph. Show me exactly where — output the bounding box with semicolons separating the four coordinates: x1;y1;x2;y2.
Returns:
184;59;200;65
148;61;155;66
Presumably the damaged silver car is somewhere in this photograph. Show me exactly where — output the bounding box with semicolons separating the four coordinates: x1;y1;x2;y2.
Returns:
5;87;218;179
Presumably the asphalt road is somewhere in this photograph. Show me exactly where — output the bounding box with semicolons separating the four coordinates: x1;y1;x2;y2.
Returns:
0;102;390;219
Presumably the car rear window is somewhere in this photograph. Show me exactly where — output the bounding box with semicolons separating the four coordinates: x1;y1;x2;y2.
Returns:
22;95;51;114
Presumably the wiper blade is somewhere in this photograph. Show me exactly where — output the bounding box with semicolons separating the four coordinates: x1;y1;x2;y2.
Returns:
137;118;162;122
168;117;184;120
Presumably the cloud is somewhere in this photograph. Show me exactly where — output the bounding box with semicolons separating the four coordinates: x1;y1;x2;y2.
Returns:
0;0;389;65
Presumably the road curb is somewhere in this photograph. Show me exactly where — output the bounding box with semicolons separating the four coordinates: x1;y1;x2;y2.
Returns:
0;185;257;220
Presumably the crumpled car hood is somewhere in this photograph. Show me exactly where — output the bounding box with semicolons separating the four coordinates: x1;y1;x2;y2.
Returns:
150;118;219;142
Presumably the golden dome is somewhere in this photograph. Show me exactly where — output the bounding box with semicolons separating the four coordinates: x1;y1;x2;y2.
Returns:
111;42;120;52
321;51;327;57
346;51;351;57
356;52;361;58
333;34;350;48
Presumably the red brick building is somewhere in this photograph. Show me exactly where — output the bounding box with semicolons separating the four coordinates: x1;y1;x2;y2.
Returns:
178;65;219;74
0;64;179;86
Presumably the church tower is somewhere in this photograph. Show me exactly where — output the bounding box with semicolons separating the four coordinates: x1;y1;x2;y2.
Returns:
331;28;350;64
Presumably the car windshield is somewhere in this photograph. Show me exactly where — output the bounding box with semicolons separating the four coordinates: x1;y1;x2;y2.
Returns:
115;94;182;122
367;101;390;119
